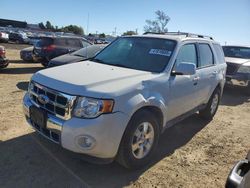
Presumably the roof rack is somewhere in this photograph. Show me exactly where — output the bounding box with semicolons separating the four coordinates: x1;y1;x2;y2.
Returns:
143;31;213;40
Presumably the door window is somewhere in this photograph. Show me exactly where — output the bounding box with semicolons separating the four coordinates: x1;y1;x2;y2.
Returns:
198;43;214;67
175;44;197;68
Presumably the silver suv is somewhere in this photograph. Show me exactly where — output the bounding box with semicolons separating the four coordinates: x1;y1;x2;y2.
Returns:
23;32;227;168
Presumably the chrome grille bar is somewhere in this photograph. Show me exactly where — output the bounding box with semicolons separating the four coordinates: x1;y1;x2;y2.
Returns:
28;81;76;120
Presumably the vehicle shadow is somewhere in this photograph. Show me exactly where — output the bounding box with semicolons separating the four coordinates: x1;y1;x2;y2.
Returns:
16;81;29;91
0;66;42;74
221;86;250;106
0;114;209;188
10;60;38;64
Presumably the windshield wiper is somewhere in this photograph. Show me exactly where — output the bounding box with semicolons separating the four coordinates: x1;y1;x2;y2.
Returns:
109;64;130;68
90;58;107;64
74;54;86;58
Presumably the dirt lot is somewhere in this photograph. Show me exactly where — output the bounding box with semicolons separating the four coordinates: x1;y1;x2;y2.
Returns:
0;43;249;188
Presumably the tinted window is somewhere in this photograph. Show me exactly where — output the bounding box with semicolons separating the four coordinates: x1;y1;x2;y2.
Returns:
35;38;53;47
92;37;176;73
175;44;197;67
67;39;81;47
199;43;214;67
55;38;67;46
223;46;250;59
213;44;225;64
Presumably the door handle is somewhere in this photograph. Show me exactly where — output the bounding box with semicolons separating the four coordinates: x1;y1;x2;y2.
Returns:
212;71;218;75
193;76;200;85
193;76;200;82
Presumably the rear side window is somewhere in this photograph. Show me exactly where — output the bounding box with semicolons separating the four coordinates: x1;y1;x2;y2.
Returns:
198;43;214;67
67;39;81;47
213;44;225;64
55;38;67;46
175;44;197;67
36;38;53;47
82;40;91;48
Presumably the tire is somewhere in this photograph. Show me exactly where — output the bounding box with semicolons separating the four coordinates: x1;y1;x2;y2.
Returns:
116;110;160;169
199;88;221;120
41;61;49;67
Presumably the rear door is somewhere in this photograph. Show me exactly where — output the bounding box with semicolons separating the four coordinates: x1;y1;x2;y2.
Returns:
195;43;218;105
66;38;83;52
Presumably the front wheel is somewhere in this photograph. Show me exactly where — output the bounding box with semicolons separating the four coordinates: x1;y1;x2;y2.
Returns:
116;110;160;169
199;88;221;120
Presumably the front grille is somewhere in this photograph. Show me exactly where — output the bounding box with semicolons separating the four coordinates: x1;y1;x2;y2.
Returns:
29;82;76;120
226;62;239;75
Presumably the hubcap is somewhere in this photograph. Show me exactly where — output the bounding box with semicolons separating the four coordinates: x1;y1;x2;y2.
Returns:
131;122;154;159
211;93;219;114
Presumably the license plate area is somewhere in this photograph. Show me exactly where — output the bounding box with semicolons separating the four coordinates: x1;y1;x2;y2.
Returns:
30;106;47;129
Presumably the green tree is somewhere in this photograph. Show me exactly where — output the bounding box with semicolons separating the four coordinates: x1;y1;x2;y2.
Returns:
61;25;84;35
144;10;170;33
45;21;54;30
122;31;137;36
99;33;106;38
38;22;46;29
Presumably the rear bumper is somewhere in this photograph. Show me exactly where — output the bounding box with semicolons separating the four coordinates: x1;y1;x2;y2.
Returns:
23;93;129;159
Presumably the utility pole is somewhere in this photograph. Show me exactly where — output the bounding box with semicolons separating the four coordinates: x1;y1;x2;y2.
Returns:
114;27;117;36
86;13;89;35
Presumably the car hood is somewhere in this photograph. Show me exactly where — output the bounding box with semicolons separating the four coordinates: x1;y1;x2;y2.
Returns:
32;61;158;98
225;57;250;65
49;54;85;66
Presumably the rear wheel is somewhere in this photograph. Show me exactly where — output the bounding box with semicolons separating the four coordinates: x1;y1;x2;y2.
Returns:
116;110;160;169
199;88;221;120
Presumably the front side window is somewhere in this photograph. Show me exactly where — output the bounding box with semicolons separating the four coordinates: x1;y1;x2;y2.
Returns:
198;43;214;67
175;44;197;68
91;37;176;73
223;46;250;59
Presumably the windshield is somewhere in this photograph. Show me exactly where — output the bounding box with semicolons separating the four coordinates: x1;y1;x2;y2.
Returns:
91;37;176;73
223;46;250;59
72;45;105;58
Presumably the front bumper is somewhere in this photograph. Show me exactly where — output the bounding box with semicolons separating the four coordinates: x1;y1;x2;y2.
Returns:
23;93;129;159
226;73;250;87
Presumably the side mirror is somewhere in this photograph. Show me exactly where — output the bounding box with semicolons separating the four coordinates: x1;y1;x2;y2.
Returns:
172;62;196;75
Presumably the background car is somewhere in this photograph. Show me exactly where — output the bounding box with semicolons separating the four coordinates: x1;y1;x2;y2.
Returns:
8;32;30;44
223;45;250;94
48;44;106;67
32;36;92;67
20;46;34;62
0;31;9;43
0;46;9;68
226;151;250;188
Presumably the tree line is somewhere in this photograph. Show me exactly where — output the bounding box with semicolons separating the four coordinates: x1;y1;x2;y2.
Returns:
38;21;84;35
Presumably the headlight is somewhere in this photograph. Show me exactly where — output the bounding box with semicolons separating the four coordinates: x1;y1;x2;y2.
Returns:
73;97;114;118
237;65;250;74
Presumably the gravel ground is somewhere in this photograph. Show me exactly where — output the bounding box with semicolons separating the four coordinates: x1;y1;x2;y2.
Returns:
0;43;249;188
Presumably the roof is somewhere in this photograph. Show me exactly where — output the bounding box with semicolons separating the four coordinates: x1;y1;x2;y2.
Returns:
128;32;217;43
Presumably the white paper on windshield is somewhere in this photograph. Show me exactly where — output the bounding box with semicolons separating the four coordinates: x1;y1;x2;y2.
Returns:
149;49;172;57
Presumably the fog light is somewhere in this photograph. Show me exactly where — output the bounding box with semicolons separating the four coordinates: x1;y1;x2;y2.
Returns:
76;135;96;150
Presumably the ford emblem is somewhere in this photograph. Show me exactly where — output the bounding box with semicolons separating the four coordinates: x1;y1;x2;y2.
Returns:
38;94;49;105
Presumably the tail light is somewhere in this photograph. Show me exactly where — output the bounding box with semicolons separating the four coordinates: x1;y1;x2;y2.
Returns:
43;45;56;51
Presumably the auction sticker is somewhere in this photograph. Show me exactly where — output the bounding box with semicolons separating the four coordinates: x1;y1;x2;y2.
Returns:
149;49;172;57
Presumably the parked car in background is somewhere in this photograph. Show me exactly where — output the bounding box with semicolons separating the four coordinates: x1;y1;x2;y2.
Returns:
48;44;106;67
226;151;250;188
223;45;250;94
0;31;9;43
23;32;226;168
8;32;30;44
28;36;41;45
0;46;9;68
32;36;92;67
20;46;34;62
